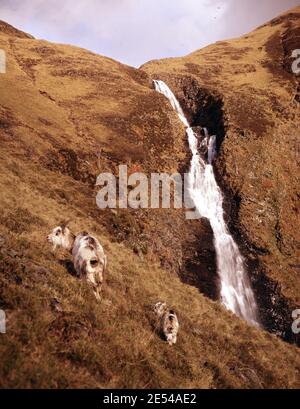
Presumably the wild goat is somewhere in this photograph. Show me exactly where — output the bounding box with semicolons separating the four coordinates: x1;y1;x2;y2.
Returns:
153;302;179;345
47;222;107;300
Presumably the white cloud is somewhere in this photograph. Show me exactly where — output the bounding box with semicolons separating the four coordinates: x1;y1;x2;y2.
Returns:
0;0;299;66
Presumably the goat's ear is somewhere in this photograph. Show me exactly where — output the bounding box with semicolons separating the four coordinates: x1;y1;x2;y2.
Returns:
60;219;71;232
59;220;66;230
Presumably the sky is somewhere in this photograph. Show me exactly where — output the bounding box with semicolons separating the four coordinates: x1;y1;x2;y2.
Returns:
0;0;299;67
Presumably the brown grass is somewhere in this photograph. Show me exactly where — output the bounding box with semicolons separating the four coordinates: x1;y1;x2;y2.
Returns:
0;132;299;389
0;16;300;389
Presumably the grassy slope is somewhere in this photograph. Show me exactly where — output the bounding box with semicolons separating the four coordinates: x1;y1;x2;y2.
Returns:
0;20;299;389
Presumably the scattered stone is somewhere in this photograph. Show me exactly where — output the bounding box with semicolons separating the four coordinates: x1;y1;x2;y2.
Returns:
50;298;63;312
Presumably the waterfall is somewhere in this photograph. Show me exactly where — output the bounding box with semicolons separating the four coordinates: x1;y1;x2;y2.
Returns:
154;79;259;327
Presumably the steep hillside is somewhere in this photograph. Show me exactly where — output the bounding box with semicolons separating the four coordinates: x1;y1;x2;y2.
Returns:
0;9;299;389
143;6;300;343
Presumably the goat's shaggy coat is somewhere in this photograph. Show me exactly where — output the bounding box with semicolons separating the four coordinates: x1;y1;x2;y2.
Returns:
72;232;107;300
47;223;107;300
154;302;179;345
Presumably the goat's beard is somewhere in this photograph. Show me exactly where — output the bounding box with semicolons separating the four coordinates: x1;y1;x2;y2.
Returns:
51;243;57;253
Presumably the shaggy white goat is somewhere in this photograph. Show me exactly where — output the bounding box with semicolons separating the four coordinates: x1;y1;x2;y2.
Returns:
47;222;107;300
153;301;179;345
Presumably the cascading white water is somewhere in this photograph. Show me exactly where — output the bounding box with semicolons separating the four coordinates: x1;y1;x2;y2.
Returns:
154;80;259;326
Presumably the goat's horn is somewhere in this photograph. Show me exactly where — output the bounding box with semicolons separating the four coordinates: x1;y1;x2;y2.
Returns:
60;219;70;228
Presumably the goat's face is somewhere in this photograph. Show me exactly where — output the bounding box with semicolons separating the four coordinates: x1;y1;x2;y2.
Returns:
153;301;167;317
47;225;70;251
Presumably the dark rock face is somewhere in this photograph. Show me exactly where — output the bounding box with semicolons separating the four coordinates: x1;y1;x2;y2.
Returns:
152;75;225;145
251;265;300;346
180;217;218;301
